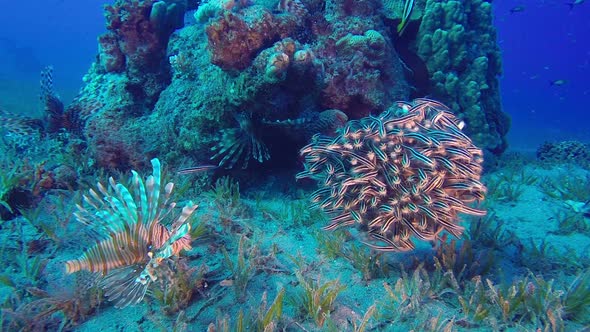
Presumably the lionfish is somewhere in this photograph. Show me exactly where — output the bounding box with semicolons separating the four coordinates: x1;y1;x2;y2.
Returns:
210;109;348;169
277;0;308;21
0;66;87;138
210;112;270;169
65;158;197;308
39;65;65;134
0;107;44;136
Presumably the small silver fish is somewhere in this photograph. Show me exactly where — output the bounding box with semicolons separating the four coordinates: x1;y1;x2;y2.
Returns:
510;6;525;13
564;199;590;217
566;0;585;10
177;165;218;174
549;79;567;86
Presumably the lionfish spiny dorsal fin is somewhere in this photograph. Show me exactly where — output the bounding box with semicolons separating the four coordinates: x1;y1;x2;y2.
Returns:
131;170;148;224
109;183;138;228
146;166;160;227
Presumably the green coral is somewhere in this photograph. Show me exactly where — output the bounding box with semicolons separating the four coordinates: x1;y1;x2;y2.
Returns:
335;30;386;58
150;0;186;37
415;0;509;153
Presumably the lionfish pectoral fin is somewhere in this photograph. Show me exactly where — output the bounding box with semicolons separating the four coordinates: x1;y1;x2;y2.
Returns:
100;264;150;308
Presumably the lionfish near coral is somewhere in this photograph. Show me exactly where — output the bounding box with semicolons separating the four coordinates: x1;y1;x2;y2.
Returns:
0;67;54;138
297;98;487;251
276;0;308;19
39;65;66;134
0;108;44;137
210;112;271;169
65;158;197;308
0;66;87;139
211;109;348;169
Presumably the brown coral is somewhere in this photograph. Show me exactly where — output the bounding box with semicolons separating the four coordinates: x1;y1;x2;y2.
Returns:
205;6;298;71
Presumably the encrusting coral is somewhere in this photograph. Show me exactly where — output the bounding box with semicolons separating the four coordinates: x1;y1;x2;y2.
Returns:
67;0;196;170
297;98;486;251
537;140;590;168
99;0;187;74
320;0;408;118
205;5;299;71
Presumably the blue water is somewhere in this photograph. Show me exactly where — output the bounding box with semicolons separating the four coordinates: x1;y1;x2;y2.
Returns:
493;1;590;151
0;0;105;114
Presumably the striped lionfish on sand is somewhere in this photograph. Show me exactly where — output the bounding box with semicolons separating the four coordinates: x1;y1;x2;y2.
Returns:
65;158;197;308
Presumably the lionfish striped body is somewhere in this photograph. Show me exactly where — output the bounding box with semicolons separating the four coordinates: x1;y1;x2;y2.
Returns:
39;65;65;134
64;223;191;275
0;108;44;136
65;158;197;308
277;0;308;20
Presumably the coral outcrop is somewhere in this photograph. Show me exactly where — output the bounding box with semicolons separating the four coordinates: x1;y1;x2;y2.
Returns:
66;0;508;175
66;0;192;169
205;6;299;71
318;0;409;118
99;0;186;76
413;0;510;153
537;141;590;168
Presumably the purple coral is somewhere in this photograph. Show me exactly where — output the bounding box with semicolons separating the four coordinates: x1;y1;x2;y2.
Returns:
98;0;185;74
